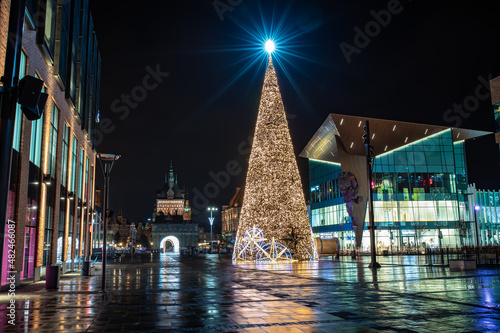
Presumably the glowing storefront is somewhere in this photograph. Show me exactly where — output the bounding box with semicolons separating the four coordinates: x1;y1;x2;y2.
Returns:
300;114;491;253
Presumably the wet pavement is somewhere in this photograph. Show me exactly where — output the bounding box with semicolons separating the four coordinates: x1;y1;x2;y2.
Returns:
1;254;500;332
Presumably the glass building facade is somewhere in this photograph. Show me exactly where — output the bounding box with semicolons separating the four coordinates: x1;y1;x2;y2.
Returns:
469;184;500;246
308;129;477;253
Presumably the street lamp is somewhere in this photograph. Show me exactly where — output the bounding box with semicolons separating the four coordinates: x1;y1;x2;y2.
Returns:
97;153;120;292
207;207;218;253
130;223;136;262
363;120;380;269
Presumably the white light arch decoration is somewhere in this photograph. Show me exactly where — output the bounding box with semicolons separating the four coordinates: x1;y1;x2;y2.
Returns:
160;236;180;253
233;226;296;262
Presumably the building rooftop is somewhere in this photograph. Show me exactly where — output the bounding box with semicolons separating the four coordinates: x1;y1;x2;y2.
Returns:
300;114;492;163
228;187;244;208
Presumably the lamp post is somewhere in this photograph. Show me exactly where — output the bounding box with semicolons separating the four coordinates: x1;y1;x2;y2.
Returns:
97;153;120;292
363;120;380;269
130;223;136;262
208;207;217;253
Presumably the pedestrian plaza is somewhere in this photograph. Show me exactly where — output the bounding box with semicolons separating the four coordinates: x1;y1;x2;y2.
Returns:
1;253;499;332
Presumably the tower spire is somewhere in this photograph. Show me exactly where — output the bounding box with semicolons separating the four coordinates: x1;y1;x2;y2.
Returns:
168;160;174;187
234;54;315;260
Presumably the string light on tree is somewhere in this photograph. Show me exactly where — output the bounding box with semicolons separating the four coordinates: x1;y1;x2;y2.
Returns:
233;41;317;261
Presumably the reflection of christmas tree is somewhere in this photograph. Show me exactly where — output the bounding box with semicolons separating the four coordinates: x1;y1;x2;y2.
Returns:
234;55;315;260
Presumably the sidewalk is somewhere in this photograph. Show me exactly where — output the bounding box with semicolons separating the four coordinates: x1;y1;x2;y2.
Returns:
1;254;500;332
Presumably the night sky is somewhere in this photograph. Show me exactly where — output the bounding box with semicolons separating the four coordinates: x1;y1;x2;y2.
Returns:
89;0;500;231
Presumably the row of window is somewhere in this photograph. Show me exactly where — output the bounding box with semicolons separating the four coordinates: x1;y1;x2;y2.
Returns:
311;172;463;205
309;131;469;205
310;200;463;227
25;0;101;145
372;132;467;174
14;52;93;195
310;178;342;204
374;172;457;196
314;228;471;250
12;52;94;269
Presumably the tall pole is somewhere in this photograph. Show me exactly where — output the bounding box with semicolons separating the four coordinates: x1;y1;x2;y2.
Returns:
130;224;136;262
98;154;120;292
363;121;380;269
101;163;110;291
0;0;26;273
210;209;213;253
208;207;217;253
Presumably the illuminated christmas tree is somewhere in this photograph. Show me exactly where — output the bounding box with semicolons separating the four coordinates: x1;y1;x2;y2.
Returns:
234;47;316;261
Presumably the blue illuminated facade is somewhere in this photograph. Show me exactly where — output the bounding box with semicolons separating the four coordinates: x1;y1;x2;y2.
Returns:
469;184;500;246
308;129;476;253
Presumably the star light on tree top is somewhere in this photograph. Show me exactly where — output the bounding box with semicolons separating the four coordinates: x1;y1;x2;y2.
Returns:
265;40;275;53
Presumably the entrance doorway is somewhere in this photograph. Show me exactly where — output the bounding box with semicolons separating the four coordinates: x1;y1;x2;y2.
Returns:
159;236;180;253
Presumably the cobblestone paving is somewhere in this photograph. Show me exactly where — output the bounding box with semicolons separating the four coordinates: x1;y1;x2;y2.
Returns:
1;254;500;332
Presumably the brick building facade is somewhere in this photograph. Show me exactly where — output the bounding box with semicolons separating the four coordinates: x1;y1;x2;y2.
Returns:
0;0;101;289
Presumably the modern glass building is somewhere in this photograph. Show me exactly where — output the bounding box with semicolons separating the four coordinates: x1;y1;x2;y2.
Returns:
469;184;500;246
300;114;491;253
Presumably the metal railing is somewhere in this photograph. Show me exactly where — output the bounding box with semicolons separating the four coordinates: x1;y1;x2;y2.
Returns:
338;246;500;266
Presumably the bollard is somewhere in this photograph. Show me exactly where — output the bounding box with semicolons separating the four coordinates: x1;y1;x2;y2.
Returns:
46;265;60;290
82;260;91;276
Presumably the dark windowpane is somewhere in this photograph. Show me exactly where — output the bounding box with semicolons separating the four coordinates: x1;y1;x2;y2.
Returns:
58;1;71;86
26;0;39;27
69;0;81;104
40;0;57;58
79;0;90;127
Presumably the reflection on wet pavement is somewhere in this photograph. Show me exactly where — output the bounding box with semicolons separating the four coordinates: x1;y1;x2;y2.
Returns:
1;253;500;332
